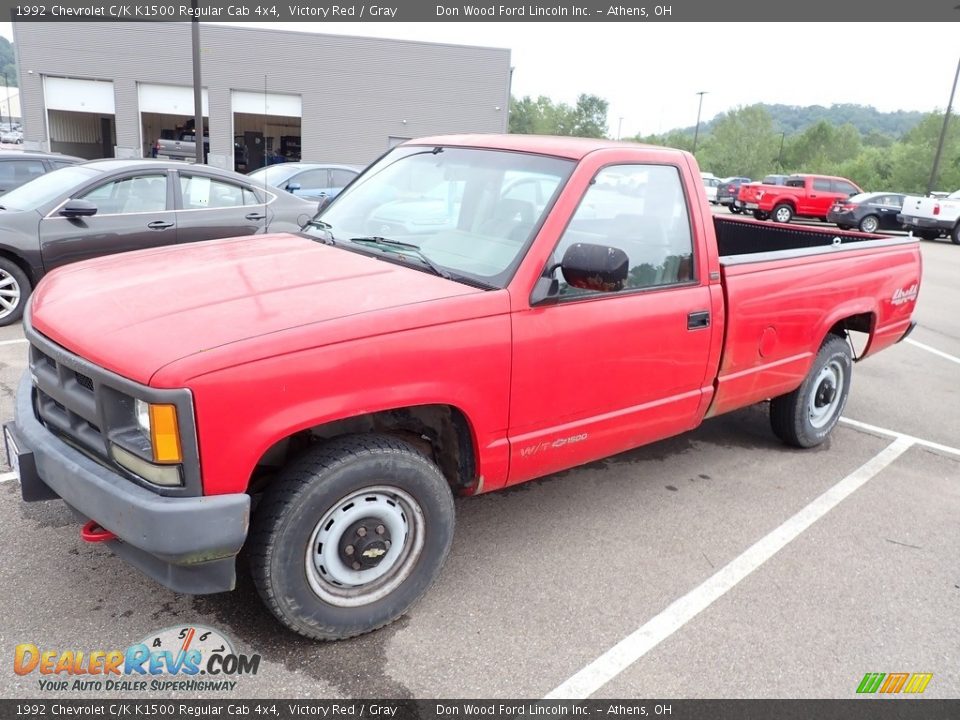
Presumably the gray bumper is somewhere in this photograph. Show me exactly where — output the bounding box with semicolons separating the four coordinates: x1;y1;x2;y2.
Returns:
7;373;250;594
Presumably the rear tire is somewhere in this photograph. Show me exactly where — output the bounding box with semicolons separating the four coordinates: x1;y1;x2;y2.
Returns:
858;215;880;233
772;203;794;224
729;205;742;214
0;258;31;326
918;230;939;241
951;223;960;245
770;335;852;448
249;434;455;640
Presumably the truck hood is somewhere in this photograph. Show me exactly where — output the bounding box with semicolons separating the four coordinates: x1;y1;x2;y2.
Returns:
30;233;485;385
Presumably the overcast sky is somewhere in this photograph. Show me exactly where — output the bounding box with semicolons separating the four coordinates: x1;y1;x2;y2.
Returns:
2;21;958;136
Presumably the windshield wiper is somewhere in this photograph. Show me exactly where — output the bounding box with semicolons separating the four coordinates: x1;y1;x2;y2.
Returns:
348;236;455;280
303;218;337;245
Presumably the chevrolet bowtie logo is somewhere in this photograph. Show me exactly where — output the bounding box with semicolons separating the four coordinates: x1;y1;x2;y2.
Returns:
362;548;386;559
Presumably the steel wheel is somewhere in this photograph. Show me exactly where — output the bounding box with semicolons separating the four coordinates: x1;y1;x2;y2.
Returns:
305;485;425;608
859;215;879;233
807;359;845;429
0;267;22;321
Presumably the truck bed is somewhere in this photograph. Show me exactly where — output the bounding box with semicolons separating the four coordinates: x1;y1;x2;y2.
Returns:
713;215;907;260
707;215;921;418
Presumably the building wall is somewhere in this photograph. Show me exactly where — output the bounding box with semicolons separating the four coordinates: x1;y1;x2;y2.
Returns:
13;22;511;167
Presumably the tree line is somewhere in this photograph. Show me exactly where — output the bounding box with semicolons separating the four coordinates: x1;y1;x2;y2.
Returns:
509;95;960;194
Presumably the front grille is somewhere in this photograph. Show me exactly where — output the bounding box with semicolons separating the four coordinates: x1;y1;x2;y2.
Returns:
74;371;94;392
30;343;107;460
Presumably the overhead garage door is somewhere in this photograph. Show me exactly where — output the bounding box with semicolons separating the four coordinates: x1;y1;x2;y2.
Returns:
43;77;116;159
231;91;301;117
138;83;209;115
44;77;115;114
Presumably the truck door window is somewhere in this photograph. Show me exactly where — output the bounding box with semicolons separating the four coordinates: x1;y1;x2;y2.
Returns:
832;180;857;195
813;179;832;192
548;164;694;298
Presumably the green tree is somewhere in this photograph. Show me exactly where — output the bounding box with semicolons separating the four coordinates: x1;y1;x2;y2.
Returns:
569;94;608;138
0;37;16;87
695;105;779;178
509;93;608;138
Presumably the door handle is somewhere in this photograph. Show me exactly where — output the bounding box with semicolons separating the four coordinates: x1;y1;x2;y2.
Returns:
245;212;267;221
147;221;174;230
687;311;710;330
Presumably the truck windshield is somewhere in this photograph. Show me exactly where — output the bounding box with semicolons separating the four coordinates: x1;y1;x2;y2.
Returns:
301;146;574;288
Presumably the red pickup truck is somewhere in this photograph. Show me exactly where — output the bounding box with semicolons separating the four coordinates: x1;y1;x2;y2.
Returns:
6;136;920;641
738;173;862;223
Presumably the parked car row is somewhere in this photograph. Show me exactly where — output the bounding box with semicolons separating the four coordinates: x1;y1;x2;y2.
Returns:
716;170;959;243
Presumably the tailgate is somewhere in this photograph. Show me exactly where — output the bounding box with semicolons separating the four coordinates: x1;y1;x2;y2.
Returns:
899;195;937;218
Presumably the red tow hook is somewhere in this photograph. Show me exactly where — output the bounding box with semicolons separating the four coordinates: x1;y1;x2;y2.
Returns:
80;520;117;543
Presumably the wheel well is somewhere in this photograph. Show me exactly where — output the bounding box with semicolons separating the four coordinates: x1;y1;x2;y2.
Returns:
251;405;478;495
827;312;874;356
0;249;35;286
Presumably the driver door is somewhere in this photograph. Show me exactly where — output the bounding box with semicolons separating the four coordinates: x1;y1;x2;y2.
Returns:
507;163;715;485
39;171;177;272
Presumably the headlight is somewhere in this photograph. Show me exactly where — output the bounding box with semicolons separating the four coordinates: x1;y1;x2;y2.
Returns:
133;400;183;464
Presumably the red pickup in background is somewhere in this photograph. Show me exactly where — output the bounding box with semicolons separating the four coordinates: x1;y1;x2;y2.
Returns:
738;173;862;223
7;136;920;641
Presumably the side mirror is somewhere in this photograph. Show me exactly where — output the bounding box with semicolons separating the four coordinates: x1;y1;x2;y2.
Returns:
285;182;302;192
59;199;98;218
561;243;629;292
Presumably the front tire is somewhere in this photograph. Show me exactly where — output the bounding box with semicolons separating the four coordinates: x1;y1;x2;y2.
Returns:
729;205;742;214
951;223;960;245
0;258;31;326
772;203;794;224
752;210;769;221
770;335;852;448
249;434;455;641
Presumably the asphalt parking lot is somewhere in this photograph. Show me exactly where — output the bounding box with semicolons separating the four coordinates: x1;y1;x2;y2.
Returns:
0;212;957;700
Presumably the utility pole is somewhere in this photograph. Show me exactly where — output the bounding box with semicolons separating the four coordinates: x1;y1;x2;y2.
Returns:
692;91;708;155
191;0;205;164
927;54;960;195
617;116;624;141
777;132;786;172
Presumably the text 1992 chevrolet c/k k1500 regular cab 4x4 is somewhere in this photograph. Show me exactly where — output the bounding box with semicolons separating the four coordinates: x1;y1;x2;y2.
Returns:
5;135;921;640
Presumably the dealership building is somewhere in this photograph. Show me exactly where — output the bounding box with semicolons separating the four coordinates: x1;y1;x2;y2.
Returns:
13;23;511;170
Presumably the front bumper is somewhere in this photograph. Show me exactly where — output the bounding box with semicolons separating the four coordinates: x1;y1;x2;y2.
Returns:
7;373;250;594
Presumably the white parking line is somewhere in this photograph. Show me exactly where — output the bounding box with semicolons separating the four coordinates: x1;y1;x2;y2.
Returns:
840;417;960;460
904;338;960;366
544;437;914;699
0;471;18;482
0;338;27;347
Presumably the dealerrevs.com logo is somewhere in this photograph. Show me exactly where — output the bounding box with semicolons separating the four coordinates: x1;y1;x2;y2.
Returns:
14;625;261;693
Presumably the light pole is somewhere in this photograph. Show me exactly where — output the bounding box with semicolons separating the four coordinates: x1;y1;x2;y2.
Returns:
191;0;204;164
927;54;960;196
692;91;708;155
617;116;624;141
